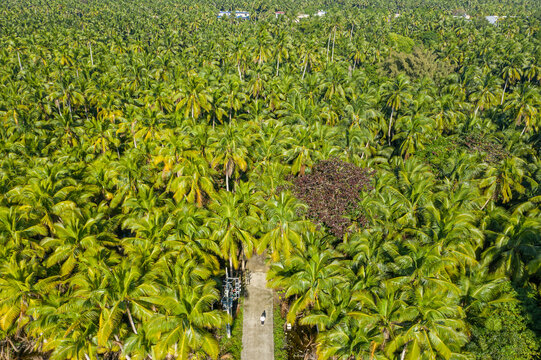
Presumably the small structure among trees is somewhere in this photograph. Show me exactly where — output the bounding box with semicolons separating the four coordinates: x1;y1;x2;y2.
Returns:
217;10;250;19
235;11;250;19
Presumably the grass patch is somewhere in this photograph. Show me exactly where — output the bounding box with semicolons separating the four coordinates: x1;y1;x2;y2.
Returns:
274;294;288;360
218;298;243;359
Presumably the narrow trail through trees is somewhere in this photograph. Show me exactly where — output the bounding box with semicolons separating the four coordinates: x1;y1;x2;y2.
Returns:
241;254;274;360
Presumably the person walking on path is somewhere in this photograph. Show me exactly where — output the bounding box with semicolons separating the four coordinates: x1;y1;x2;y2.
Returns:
260;310;266;326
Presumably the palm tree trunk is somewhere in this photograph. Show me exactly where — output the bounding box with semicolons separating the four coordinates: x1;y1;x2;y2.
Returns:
226;174;230;192
126;306;138;334
400;343;408;360
276;56;280;77
67;97;73;119
481;195;492;210
132;121;137;149
56;100;63;118
115;335;131;360
350;24;354;41
302;55;308;80
8;336;20;352
17;52;23;71
388;107;394;145
89;44;94;66
326;31;331;61
237;61;243;81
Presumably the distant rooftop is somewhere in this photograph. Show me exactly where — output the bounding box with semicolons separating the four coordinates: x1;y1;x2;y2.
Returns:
218;11;250;19
485;15;506;25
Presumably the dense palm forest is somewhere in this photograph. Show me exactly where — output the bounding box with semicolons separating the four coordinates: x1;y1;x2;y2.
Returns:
1;0;541;359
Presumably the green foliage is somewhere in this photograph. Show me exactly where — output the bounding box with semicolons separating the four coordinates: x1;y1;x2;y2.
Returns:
219;300;244;359
466;287;541;360
416;136;463;177
417;133;508;179
379;47;454;81
273;297;287;360
387;33;416;53
421;31;439;47
0;0;540;358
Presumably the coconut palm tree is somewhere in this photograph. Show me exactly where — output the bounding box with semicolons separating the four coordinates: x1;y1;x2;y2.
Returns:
1;2;541;359
257;192;312;260
145;261;226;359
167;157;216;207
482;211;541;282
0;255;54;334
268;244;346;324
479;156;531;208
41;209;117;276
208;190;260;273
503;83;541;135
381;74;412;144
0;207;47;257
385;285;468;360
174;74;212;120
210;121;252;192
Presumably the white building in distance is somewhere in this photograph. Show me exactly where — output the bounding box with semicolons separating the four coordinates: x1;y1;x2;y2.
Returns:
235;11;250;19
